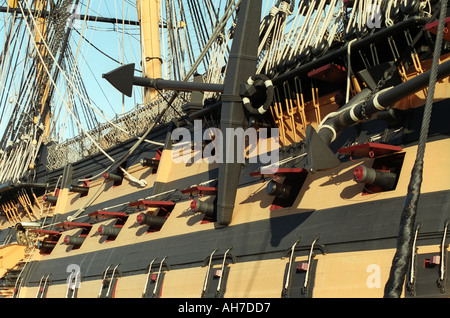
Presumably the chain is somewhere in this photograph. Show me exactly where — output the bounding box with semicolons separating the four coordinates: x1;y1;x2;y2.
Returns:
359;66;395;120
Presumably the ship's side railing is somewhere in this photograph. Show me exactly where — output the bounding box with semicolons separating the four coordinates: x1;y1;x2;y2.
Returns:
45;91;189;171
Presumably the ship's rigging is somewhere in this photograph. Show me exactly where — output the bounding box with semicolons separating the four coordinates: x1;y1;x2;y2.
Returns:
0;0;447;299
0;0;243;182
0;0;442;184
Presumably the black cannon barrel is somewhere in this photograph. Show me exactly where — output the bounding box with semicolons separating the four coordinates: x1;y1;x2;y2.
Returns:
68;185;89;195
140;158;160;168
190;200;215;218
136;213;167;228
353;165;398;190
64;236;85;246
266;180;293;200
43;195;58;204
103;172;123;183
37;241;56;251
98;225;121;237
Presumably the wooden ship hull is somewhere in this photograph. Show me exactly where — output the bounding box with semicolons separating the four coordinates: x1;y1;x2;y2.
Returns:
0;0;449;300
8;137;450;298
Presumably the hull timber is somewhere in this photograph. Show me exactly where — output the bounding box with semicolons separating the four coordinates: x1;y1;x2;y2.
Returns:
8;130;450;298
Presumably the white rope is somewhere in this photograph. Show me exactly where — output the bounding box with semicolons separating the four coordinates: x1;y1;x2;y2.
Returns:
279;3;306;61
257;0;344;75
314;0;337;49
18;1;115;163
346;38;357;103
18;1;159;187
290;2;316;59
0;11;44;182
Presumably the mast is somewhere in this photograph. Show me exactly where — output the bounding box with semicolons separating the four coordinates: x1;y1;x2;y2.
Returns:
136;0;163;103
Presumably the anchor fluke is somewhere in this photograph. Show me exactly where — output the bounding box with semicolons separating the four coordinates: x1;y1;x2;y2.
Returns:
102;63;135;97
305;125;341;173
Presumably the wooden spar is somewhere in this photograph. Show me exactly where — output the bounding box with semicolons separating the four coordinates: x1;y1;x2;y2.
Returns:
0;5;140;25
137;0;163;102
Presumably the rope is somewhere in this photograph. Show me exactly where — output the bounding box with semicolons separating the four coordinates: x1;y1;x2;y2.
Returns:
257;0;345;75
20;1;162;149
346;38;357;103
383;0;448;298
17;1;169;184
18;0;115;163
0;0;240;178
